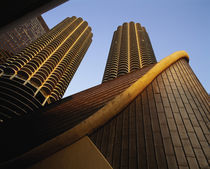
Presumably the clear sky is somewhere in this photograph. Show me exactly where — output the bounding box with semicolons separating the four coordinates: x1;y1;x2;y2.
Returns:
42;0;210;97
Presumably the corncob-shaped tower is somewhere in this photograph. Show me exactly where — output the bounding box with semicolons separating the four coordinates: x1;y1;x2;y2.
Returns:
103;22;156;82
0;16;92;122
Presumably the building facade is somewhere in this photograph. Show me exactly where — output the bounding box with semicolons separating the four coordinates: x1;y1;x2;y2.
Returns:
0;49;13;65
91;56;209;169
0;0;67;33
0;16;92;123
0;22;209;169
102;22;156;82
0;16;49;63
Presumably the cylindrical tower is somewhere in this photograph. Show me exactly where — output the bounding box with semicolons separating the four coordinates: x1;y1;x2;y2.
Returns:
102;22;156;82
0;16;92;123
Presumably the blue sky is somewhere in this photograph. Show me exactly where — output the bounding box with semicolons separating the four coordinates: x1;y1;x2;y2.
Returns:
42;0;210;97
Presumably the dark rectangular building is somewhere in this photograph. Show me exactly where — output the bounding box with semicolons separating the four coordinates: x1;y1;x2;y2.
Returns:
0;16;49;57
